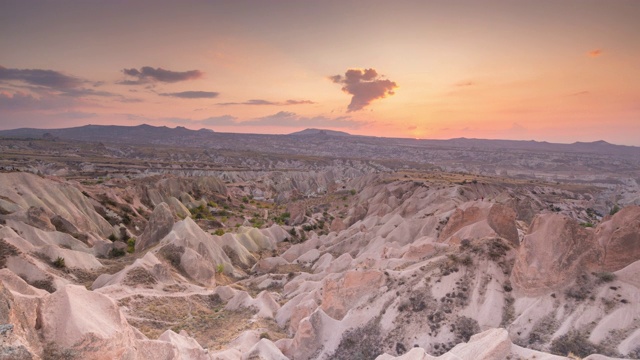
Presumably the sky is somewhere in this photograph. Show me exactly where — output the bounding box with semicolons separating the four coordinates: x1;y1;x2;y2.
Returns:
1;0;639;145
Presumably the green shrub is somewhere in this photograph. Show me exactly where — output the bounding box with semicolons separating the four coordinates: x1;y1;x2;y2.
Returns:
216;264;224;274
454;316;480;342
609;204;620;216
127;237;136;253
53;257;66;268
214;229;225;236
108;234;117;241
110;247;126;258
461;255;473;266
594;271;616;283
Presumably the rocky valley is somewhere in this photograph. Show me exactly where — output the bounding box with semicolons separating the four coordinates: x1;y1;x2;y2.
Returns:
1;125;640;360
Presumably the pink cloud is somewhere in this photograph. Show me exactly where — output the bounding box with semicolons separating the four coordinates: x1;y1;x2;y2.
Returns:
330;68;398;112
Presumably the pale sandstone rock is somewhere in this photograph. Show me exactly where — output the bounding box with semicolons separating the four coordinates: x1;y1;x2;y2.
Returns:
136;202;174;252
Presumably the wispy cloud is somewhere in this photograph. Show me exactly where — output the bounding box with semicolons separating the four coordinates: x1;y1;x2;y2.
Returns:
569;91;591;97
160;111;366;129
200;115;238;125
0;65;127;100
330;68;397;112
455;81;476;87
0;65;84;90
160;91;219;99
55;111;98;119
238;111;367;129
587;49;603;58
218;99;315;106
120;66;203;85
0;91;79;110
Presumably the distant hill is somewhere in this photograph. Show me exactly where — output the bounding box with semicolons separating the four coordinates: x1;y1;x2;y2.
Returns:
288;128;351;136
0;124;213;144
1;124;638;158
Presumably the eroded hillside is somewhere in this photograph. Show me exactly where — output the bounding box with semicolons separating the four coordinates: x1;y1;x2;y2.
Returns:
1;167;640;360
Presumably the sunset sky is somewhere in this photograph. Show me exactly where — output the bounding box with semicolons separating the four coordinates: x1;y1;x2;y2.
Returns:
1;0;639;145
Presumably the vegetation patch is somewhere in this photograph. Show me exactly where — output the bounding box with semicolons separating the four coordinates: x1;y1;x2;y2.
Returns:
452;316;480;342
23;275;56;293
123;267;157;288
550;330;616;358
331;319;383;359
565;273;594;301
527;314;559;349
158;244;185;270
0;239;20;268
52;256;66;268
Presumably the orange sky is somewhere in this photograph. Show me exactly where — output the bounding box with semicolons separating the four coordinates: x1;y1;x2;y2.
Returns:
1;0;639;145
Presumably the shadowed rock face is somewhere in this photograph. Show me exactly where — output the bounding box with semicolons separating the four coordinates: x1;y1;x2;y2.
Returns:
596;205;640;271
26;206;54;231
135;202;174;252
138;176;227;208
439;206;486;242
487;204;519;246
511;213;602;294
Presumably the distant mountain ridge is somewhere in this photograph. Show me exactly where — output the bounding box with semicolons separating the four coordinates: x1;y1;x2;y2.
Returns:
0;124;213;144
288;128;351;136
0;123;638;157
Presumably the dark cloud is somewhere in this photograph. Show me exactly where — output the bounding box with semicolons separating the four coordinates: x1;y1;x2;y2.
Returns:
330;68;397;112
120;66;203;84
218;99;315;106
0;65;126;101
0;65;84;89
160;91;219;99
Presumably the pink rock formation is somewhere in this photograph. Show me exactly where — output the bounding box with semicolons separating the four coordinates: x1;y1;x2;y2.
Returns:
595;205;640;271
511;213;602;294
321;270;385;319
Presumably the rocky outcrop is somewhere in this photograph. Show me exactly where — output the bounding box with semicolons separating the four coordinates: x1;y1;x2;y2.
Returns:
0;173;113;237
0;280;42;360
439;206;486;242
137;175;227;209
135;202;174;252
321;270;385;320
50;215;82;238
511;213;602;293
595;205;640;271
40;284;138;359
487;204;519;245
25;206;55;231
